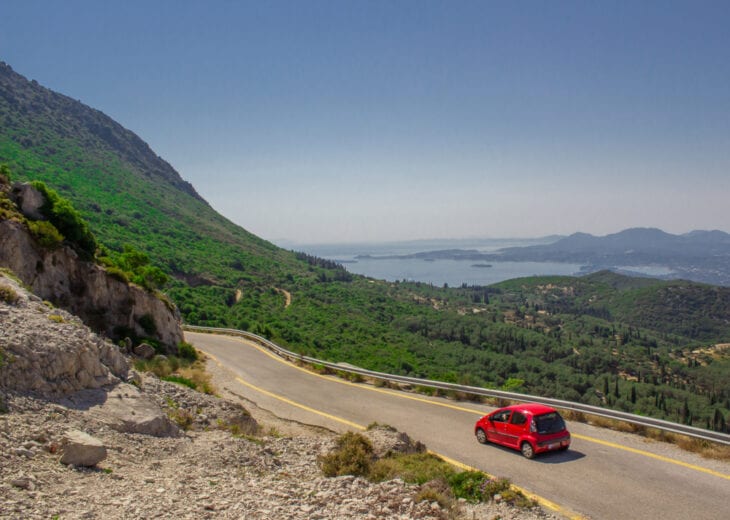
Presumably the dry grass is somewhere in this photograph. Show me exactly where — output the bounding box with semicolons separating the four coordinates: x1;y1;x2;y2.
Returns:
177;363;216;395
0;284;19;304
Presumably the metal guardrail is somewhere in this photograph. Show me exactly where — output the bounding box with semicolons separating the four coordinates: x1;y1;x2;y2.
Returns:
184;324;730;446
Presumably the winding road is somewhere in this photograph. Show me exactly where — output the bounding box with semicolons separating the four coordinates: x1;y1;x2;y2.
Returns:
186;331;730;520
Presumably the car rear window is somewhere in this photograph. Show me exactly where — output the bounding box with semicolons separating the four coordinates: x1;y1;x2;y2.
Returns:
534;412;565;434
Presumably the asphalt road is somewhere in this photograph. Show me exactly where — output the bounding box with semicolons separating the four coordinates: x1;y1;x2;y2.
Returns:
186;331;730;520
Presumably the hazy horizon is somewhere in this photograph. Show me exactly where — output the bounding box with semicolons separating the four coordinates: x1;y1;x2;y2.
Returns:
2;1;728;243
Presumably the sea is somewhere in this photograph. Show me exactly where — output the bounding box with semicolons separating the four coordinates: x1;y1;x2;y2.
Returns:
286;238;586;287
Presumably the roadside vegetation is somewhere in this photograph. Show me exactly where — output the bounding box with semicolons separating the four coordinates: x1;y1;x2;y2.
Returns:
133;341;214;395
319;430;537;511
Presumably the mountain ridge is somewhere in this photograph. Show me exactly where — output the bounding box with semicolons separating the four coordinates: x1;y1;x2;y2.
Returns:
0;61;204;204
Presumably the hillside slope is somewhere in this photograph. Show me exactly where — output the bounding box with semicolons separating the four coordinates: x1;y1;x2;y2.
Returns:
1;61;728;432
0;61;298;290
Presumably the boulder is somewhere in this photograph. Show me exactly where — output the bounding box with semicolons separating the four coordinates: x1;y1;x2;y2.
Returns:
363;425;426;458
78;384;180;437
60;430;107;466
10;182;45;220
133;342;156;360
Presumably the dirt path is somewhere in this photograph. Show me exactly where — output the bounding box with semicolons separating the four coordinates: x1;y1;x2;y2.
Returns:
275;288;292;308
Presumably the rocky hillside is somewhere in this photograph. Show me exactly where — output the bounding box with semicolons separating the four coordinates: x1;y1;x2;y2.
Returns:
0;274;561;520
0;178;183;349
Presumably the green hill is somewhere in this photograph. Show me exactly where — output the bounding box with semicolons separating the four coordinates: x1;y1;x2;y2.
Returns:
1;61;728;433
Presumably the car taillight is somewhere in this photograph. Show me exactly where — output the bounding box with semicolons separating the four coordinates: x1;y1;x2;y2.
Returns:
530;420;537;433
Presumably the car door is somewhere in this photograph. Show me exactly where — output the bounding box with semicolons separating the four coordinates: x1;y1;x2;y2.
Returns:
503;411;528;448
488;410;512;445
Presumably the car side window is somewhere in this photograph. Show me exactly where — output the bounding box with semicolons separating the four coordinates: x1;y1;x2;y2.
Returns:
510;411;527;426
492;411;511;423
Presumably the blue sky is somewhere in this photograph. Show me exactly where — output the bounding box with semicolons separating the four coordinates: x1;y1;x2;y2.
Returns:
2;1;729;243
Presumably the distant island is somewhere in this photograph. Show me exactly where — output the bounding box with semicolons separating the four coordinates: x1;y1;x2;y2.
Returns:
471;263;492;268
355;228;730;287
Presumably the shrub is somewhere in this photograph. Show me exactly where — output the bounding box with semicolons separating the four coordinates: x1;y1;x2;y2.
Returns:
415;478;453;509
30;181;97;259
369;452;455;485
106;267;130;283
0;285;19;304
448;471;491;502
27;220;64;249
319;432;374;477
178;341;199;361
168;407;194;430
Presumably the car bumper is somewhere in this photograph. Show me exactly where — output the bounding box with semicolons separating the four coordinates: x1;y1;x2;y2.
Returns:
536;435;571;452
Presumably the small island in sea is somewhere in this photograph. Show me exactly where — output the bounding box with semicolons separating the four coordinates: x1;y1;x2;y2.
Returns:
471;263;493;268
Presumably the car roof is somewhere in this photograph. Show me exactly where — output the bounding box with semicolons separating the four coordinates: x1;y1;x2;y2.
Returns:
500;403;558;416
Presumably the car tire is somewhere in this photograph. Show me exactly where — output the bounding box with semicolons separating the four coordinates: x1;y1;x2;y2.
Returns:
475;428;488;444
520;442;535;459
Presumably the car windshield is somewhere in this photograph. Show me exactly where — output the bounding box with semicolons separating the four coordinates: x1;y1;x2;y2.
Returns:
534;412;565;434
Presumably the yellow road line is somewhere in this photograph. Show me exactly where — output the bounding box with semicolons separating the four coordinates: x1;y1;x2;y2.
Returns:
570;433;730;481
208;351;365;430
243;338;730;481
204;345;586;520
201;334;730;482
233;335;488;414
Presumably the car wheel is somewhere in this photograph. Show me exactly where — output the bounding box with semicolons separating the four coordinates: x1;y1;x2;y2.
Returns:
475;428;488;444
520;442;535;459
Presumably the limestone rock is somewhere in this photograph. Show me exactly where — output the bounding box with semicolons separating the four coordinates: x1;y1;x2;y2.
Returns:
0;217;183;350
10;182;45;220
0;274;129;396
363;425;426;458
133;343;156;360
60;430;107;466
67;384;180;438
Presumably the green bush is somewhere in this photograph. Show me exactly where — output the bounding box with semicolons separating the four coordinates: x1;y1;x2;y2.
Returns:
369;452;455;485
30;181;97;259
447;471;523;504
319;432;374;477
27;220;64;249
178;341;199;361
448;471;493;502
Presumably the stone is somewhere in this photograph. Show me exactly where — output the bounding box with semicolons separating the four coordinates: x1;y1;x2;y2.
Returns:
60;430;107;466
134;343;156;360
10;182;45;220
83;384;180;437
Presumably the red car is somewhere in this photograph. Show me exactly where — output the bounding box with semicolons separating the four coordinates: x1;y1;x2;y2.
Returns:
474;403;571;458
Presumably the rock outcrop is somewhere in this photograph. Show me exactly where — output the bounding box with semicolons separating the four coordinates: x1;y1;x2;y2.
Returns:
0;184;183;349
62;384;180;438
0;273;128;396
